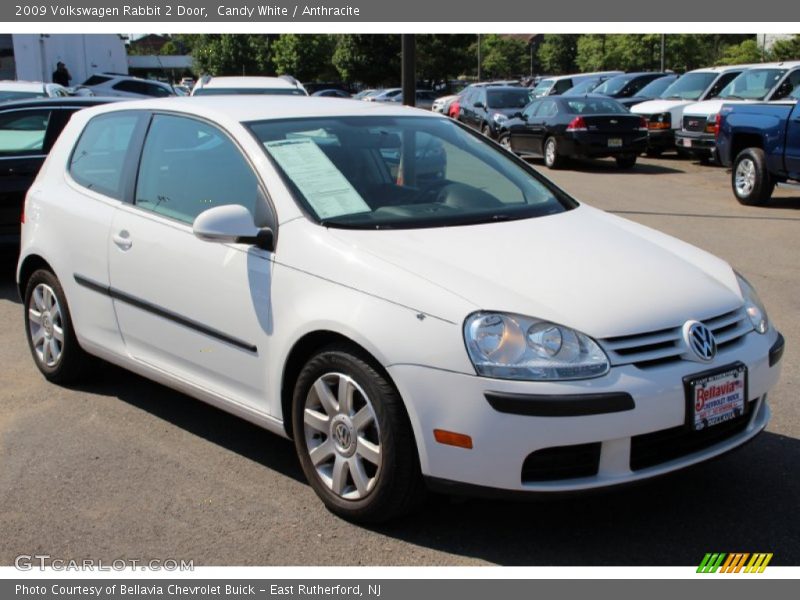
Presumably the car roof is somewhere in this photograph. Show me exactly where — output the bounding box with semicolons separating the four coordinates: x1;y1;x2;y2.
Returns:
0;97;123;110
200;76;299;89
0;80;53;92
73;96;445;124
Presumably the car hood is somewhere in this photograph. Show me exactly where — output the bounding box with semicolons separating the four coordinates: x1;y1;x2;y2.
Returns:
297;204;744;338
683;99;751;118
630;99;695;115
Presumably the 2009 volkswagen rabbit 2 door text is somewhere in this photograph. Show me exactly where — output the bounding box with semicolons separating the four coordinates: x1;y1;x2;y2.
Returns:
18;97;784;522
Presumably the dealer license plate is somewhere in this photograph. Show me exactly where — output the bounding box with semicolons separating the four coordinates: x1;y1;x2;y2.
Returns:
682;138;692;148
686;364;747;431
608;138;622;148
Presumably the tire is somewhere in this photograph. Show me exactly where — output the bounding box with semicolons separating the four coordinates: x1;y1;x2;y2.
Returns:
732;148;774;206
615;154;637;169
497;133;514;153
481;123;492;138
292;344;425;523
543;136;564;169
24;269;90;384
645;148;663;158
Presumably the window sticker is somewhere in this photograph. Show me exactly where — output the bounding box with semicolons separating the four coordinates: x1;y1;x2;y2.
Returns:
264;139;370;219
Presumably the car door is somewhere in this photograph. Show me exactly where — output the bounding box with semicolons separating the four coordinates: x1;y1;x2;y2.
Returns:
785;102;800;178
529;99;558;154
0;107;53;241
509;100;541;153
107;112;276;413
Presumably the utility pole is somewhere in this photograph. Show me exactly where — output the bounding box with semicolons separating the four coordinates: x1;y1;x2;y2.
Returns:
660;34;666;71
477;34;482;81
401;34;416;107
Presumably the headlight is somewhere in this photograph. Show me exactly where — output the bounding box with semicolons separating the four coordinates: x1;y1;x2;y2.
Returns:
464;312;610;381
736;273;769;334
705;114;718;134
492;113;508;123
648;112;671;129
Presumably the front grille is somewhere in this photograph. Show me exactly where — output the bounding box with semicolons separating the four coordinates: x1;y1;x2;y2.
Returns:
683;115;707;132
629;400;756;471
521;442;601;482
600;308;752;369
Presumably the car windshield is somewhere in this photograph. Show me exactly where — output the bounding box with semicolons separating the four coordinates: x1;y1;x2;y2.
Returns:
791;86;800;100
564;98;629;114
194;88;306;96
719;68;788;100
638;75;677;98
563;79;603;96
486;89;532;109
592;75;633;96
248;116;573;229
0;90;46;101
531;79;554;96
660;72;718;100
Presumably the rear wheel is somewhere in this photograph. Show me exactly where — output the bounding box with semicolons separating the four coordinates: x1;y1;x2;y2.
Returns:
615;154;637;169
292;345;425;523
481;123;491;138
498;133;514;152
24;269;90;384
543;136;564;169
732;148;774;206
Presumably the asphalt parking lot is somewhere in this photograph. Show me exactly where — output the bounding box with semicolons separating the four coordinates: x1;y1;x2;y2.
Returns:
1;154;798;567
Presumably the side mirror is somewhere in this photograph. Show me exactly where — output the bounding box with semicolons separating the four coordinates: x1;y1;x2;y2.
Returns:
193;205;274;252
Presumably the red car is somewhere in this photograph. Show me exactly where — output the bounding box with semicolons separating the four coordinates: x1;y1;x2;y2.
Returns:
448;98;460;119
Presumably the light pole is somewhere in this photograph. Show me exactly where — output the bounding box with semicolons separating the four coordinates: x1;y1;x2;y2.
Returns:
477;34;482;81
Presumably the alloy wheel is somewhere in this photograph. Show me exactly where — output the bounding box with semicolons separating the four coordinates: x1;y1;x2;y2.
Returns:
303;372;382;500
735;158;756;197
28;283;64;368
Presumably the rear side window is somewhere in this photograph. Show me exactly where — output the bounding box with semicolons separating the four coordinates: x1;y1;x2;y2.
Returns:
82;75;112;86
112;80;171;97
553;79;573;94
0;109;51;156
134;114;260;224
69;113;139;199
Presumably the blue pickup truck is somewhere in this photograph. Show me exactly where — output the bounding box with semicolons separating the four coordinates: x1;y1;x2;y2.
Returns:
717;87;800;205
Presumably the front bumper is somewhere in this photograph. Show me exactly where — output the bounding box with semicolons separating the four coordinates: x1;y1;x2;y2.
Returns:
675;130;716;156
388;328;782;494
646;128;675;150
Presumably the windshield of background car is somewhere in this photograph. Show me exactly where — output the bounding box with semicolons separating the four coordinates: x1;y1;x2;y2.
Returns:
248;116;573;229
486;89;533;109
563;79;603;96
792;86;800;100
660;72;718;100
564;98;629;114
194;88;306;96
719;69;788;100
532;80;553;96
639;76;677;98
592;75;631;96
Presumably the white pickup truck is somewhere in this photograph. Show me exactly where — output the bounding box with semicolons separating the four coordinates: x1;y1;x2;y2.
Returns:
675;61;800;162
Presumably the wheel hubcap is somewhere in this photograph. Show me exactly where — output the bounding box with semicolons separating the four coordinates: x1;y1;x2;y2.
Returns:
500;137;511;149
28;283;64;368
546;141;555;164
735;158;756;196
303;373;381;500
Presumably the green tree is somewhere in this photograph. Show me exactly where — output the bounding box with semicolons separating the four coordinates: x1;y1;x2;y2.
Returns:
717;39;764;65
332;35;401;86
537;34;579;74
191;34;272;76
771;35;800;61
271;34;338;81
475;35;527;79
416;35;474;86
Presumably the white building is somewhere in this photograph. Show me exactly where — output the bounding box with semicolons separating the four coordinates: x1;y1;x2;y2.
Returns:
0;34;128;85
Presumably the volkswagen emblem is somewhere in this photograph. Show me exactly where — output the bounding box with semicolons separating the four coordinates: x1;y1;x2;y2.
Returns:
334;422;351;448
682;320;717;362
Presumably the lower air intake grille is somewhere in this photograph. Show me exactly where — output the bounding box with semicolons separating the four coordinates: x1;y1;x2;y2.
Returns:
521;442;602;482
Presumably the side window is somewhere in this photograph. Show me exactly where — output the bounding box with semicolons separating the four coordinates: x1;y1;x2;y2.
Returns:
522;100;541;119
145;83;172;98
0;109;51;156
706;72;739;99
69;113;139;199
135;114;261;225
535;100;558;118
772;70;800;101
554;79;572;95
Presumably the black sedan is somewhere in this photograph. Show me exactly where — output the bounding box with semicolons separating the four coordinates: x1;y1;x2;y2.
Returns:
458;86;533;139
0;97;120;247
496;95;648;169
617;74;680;109
592;72;673;100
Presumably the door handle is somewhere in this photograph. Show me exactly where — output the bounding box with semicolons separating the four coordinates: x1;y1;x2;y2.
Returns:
112;231;132;250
